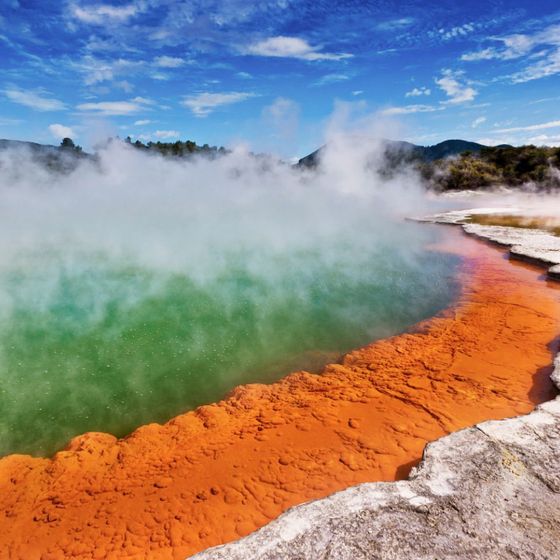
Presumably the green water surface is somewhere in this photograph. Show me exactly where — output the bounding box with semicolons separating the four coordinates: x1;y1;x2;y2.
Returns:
0;224;460;456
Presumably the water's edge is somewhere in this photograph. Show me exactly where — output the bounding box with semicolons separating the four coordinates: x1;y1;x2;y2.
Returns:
193;214;560;560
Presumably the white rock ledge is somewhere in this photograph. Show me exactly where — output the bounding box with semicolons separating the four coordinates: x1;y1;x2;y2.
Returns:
417;208;560;279
191;211;560;560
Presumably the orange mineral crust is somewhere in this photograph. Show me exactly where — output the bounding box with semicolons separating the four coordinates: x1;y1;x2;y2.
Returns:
1;227;560;560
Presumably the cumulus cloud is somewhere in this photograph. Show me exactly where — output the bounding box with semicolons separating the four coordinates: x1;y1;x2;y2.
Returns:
76;101;143;116
471;116;486;128
435;70;477;104
3;86;66;111
154;56;186;68
181;91;257;117
48;123;75;140
245;36;352;61
134;119;152;125
405;86;431;97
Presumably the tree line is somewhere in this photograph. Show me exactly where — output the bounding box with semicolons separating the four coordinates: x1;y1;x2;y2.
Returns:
421;145;560;191
124;137;228;158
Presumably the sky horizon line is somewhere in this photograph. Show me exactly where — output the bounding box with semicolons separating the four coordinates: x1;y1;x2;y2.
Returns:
1;1;560;158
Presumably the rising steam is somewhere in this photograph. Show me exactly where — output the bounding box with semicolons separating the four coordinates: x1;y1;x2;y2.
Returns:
0;125;461;456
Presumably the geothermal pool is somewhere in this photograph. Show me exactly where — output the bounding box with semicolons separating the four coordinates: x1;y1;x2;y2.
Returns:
0;223;459;456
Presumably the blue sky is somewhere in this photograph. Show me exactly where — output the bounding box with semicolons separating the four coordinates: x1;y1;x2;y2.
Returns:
1;0;560;157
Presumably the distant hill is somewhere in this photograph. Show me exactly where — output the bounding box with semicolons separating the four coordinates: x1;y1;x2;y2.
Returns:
0;138;89;173
296;138;560;191
0;136;229;172
297;147;323;168
297;139;489;168
414;139;487;161
2;137;557;191
0;139;60;153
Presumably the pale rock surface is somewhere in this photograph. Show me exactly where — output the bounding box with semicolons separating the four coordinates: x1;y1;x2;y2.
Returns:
418;208;560;277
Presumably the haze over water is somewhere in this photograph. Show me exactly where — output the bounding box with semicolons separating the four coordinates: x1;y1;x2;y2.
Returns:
0;140;460;457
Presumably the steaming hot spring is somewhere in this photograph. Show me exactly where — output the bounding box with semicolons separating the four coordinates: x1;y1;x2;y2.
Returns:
0;140;460;456
2;139;560;560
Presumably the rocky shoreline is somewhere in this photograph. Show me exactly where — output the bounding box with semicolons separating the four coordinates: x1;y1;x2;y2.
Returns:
418;208;560;278
193;211;560;560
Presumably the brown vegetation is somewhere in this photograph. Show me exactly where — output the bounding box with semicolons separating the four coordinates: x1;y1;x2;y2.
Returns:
468;214;560;236
423;145;560;191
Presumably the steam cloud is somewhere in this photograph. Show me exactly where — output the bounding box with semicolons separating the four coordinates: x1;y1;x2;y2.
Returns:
0;125;462;456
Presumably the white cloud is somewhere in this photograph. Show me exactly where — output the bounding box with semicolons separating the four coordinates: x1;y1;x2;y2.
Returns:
352;90;363;96
245;36;352;61
510;49;560;83
71;3;142;25
471;116;486;128
76;101;143;116
130;96;155;105
475;136;516;146
435;70;477;104
526;134;560;146
462;33;537;62
73;55;143;86
4;87;66;111
49;123;75;140
181;91;257;117
381;104;441;116
134;119;152;125
154;130;180;139
405;86;431;97
461;48;497;62
461;23;560;84
151;72;170;81
154;56;186;68
376;18;414;31
439;23;475;40
494;120;560;133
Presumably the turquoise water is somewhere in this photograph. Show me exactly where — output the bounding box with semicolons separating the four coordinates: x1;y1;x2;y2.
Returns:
0;223;460;457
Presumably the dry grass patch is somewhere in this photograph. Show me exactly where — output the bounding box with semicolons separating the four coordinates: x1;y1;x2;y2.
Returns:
468;214;560;237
